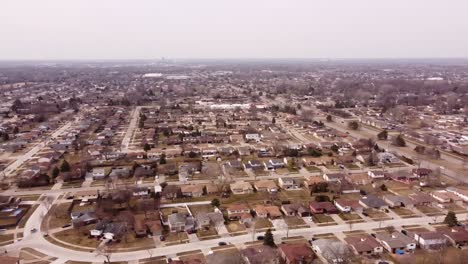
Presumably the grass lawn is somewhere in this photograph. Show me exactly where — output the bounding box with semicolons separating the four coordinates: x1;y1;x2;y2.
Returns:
306;166;322;173
49;202;72;229
278;189;311;202
18;205;36;228
164;232;189;244
345;164;360;170
284;216;308;228
20;247;49;261
364;209;390;220
226;221;247;234
445;204;467;213
391;207;417;216
113;233;155;250
18;194;41;201
416;205;443;215
254;218;273;230
53;228;101;249
312;214;335;223
0;234;14;244
196;226;218;239
338;213;362;221
61;181;84;189
138;256;167;264
90;179;107;187
0;218;18;227
179;253;205;263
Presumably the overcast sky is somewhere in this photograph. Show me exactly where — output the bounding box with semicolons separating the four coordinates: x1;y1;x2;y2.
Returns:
1;0;468;60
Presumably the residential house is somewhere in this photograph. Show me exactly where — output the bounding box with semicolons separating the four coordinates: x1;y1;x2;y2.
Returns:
446;187;468;202
312;239;351;263
241;245;279;264
230;181;253;195
278;178;301;190
245;133;261;143
383;195;414;208
244;160;265;171
227;160;244;171
265;159;285;170
367;170;385;180
345;173;371;185
227;204;251;221
414;231;448;250
92;167;109;180
167;213;195;232
278;243;315;264
334;199;363;214
180;184;204;198
408;192;436;206
375;232;416;253
345;235;383;255
309;201;338;214
323;173;345;182
359;195;388;210
412;168;433;178
439;227;468;247
132;186;150;197
205;183;219;195
161;185;181;201
281;203;311;217
253;205;282;219
253;180;278;193
195;211;224;228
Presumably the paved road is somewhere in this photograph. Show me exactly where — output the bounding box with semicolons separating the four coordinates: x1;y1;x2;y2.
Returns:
121;106;141;153
5;202;467;263
1;122;73;177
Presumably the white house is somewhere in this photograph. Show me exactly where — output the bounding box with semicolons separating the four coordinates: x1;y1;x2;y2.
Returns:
245;133;261;142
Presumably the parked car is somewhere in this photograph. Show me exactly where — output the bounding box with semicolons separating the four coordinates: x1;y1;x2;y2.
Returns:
218;242;227;246
257;236;264;240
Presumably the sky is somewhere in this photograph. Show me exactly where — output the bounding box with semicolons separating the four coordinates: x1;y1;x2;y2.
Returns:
1;0;468;60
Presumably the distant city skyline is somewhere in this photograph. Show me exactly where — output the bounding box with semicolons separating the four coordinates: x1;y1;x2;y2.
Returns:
1;0;468;60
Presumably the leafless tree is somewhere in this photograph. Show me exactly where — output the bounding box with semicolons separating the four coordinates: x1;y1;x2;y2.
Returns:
96;243;113;263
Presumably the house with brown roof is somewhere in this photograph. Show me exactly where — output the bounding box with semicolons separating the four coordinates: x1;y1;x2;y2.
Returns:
227;204;251;220
439;226;468;247
253;205;282;219
309;201;338;214
408;192;435;206
345;234;383;255
253;180;278;193
304;177;325;190
281;203;310;217
334;199;363;213
161;185;181;201
375;232;416;253
241;245;279;264
230;181;253;195
278;243;315;264
205;183;219;195
180;184;204;198
345;173;371;185
414;231;449;250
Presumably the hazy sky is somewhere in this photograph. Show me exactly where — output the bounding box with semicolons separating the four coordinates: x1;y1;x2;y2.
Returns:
1;0;468;60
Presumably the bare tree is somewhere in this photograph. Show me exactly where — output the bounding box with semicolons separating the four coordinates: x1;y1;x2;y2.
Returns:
96;243;112;263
